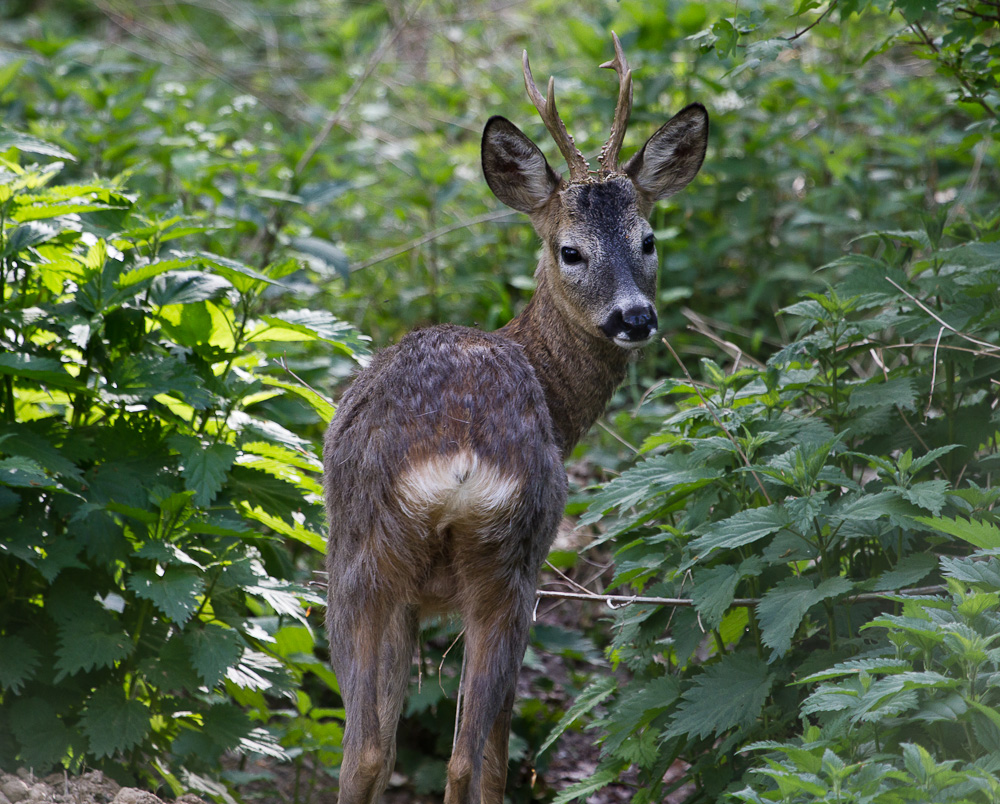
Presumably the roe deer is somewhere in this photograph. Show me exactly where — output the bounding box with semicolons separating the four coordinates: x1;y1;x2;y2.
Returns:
324;34;708;804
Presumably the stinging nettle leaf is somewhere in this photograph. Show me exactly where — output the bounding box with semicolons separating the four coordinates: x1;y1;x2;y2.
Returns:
689;504;794;560
667;653;774;741
185;624;245;687
0;635;42;693
127;566;205;626
80;683;150;759
757;576;853;660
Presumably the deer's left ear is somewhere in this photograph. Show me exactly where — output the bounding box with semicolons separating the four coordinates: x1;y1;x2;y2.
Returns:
624;103;708;206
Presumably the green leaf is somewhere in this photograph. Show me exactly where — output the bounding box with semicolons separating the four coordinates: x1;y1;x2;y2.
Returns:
80;684;150;759
8;697;76;768
915;515;1000;549
689;504;793;560
0;635;41;693
798;657;911;685
169;436;237;507
537;675;616;758
900;480;950;515
54;606;132;679
0;128;75;159
0;456;55;489
846;376;917;412
238;502;326;552
0;353;85;390
258;375;336;421
184;624;244;687
127;566;205;626
870;552;938;591
667;653;774;740
757;576;853;660
551;768;619;804
581;454;720;528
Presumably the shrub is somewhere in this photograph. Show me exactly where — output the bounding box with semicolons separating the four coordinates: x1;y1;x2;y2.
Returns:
0;134;362;792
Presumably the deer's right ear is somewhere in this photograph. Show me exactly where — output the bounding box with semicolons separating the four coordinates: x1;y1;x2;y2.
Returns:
482;116;562;213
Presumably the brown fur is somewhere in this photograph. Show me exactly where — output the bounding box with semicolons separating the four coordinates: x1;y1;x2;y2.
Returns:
324;43;708;804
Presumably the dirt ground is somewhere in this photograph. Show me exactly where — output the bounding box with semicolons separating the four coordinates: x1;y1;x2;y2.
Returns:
0;769;205;804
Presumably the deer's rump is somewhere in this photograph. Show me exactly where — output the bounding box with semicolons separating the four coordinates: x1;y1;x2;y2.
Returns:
323;323;566;613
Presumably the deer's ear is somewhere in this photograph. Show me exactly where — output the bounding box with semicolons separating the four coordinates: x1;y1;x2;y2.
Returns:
623;103;708;205
482;116;562;213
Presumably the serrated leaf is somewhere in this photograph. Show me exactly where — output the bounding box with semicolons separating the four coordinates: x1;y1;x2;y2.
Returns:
689;504;793;560
80;684;150;759
940;554;1000;588
185;624;244;687
915;515;1000;549
581;454;720;528
169;437;237;507
846;376;917;412
871;552;938;591
757;576;853;660
537;675;616;758
0;353;85;389
0;635;41;693
900;480;950;515
667;653;774;740
148;269;232;305
798;657;911;685
0;128;75;159
238;502;325;552
127;566;204;625
551;768;619;804
8;697;76;768
54;606;132;679
691;565;741;629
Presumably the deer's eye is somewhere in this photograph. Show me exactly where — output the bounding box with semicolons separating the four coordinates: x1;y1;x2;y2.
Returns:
642;233;656;255
560;246;583;265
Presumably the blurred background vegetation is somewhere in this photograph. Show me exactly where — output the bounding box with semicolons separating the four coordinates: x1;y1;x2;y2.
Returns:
1;0;999;802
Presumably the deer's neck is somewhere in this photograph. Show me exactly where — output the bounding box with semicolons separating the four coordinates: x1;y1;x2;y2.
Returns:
500;275;630;458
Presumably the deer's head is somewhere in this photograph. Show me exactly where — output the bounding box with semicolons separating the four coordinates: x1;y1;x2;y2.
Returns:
482;34;708;349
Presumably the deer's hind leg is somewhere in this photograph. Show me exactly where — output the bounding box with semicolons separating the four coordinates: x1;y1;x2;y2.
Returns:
329;565;417;804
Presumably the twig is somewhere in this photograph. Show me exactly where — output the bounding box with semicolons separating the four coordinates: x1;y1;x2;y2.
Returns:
294;0;426;177
886;277;999;353
535;585;947;608
926;326;945;417
596;419;639;454
783;0;838;42
351;209;517;273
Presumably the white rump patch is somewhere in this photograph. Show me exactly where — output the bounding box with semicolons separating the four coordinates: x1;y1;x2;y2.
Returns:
396;450;522;531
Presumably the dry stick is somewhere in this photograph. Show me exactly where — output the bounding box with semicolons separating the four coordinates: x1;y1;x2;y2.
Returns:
661;336;773;504
352;209;517;273
926;326;945;417
886;277;1000;353
535;585;947;609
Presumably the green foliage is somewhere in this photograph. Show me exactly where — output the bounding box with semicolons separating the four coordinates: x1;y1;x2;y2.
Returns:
0;142;362;787
733;551;1000;803
556;2;1000;800
1;0;998;800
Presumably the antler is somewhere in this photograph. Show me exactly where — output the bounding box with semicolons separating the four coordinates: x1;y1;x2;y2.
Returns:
522;50;591;182
597;31;633;175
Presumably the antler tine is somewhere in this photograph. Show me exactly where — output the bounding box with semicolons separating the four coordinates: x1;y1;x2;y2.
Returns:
522;50;591;182
598;31;633;175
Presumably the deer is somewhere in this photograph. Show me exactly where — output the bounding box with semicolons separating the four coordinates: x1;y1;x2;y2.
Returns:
324;34;708;804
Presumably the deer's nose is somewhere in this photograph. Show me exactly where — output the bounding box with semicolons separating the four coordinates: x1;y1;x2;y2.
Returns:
600;303;658;344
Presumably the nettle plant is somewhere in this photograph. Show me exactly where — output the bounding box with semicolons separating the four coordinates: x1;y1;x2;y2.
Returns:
734;538;1000;804
0;133;361;791
549;205;1000;802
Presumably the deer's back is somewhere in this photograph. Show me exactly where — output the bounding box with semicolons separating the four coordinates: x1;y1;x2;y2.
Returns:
324;324;566;610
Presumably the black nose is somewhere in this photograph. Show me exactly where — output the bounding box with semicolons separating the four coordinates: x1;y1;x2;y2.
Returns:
600;303;658;343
